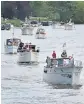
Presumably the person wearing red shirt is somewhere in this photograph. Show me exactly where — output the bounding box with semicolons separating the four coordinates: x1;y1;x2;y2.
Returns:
52;51;56;58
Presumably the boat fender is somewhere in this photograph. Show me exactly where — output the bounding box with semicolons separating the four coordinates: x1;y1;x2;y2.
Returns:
37;49;40;52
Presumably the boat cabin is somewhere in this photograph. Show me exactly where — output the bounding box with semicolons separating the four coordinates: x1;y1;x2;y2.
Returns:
31;21;38;24
36;28;45;34
46;57;74;67
22;23;30;27
6;38;21;46
18;42;39;52
28;44;36;51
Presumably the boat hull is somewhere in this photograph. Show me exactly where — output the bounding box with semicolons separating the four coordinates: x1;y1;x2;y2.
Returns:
18;51;39;63
43;66;82;85
65;24;73;30
5;45;18;54
36;34;46;39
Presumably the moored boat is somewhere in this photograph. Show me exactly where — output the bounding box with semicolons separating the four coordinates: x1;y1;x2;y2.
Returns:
5;23;11;30
64;19;74;30
1;24;5;30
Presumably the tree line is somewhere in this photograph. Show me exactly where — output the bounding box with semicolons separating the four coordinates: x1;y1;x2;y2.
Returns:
1;1;84;24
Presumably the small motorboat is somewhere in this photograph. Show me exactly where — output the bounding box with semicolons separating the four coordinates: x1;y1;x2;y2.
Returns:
5;23;11;30
35;28;46;39
4;38;21;54
1;24;5;30
21;23;34;35
65;19;74;30
43;55;83;85
17;43;40;64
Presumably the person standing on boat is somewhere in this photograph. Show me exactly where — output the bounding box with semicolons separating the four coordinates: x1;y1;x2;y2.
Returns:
19;41;24;50
52;51;56;58
61;50;67;58
46;56;51;67
61;43;67;58
69;54;74;67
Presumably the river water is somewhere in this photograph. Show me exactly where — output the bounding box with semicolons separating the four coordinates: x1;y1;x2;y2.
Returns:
1;25;84;104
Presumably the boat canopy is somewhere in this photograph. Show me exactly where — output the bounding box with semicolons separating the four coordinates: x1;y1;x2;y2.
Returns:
31;21;38;24
29;44;36;50
6;38;21;46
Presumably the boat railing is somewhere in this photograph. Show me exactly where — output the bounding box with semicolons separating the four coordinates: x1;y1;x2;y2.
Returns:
17;48;39;53
46;58;83;68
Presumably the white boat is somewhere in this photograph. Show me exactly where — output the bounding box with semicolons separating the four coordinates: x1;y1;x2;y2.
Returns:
35;28;46;39
65;23;74;30
4;38;21;54
21;24;34;35
17;43;40;63
43;56;83;85
65;19;74;30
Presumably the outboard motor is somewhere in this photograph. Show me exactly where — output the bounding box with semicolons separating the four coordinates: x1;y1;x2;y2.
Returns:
36;47;40;52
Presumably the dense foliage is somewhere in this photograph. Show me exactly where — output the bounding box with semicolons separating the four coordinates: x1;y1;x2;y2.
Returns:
1;1;84;23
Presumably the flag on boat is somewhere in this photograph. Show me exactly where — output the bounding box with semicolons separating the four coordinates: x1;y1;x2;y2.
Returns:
63;42;66;47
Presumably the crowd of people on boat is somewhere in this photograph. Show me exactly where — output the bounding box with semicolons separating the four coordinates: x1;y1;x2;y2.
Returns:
51;50;67;59
17;41;39;52
46;50;74;67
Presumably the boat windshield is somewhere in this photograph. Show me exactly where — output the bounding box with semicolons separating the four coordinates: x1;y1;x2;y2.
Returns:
6;38;21;46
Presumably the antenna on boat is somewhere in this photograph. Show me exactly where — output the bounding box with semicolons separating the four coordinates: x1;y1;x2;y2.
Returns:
12;25;14;38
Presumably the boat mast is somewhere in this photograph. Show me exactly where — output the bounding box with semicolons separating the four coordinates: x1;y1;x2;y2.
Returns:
12;25;14;38
25;16;28;24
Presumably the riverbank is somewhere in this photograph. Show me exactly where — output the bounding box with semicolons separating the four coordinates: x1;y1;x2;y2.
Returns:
1;18;84;27
1;17;50;27
1;19;22;27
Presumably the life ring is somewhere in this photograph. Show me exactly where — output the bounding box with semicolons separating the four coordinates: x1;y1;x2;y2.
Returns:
69;56;72;60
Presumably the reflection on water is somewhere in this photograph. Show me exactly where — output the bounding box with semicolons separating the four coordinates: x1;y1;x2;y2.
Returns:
1;25;84;104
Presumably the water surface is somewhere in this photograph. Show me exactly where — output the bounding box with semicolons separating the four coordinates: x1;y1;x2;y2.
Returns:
1;25;84;104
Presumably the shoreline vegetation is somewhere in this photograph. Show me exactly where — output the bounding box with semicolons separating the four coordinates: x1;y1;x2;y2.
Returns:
1;1;84;26
1;17;50;27
1;17;84;27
